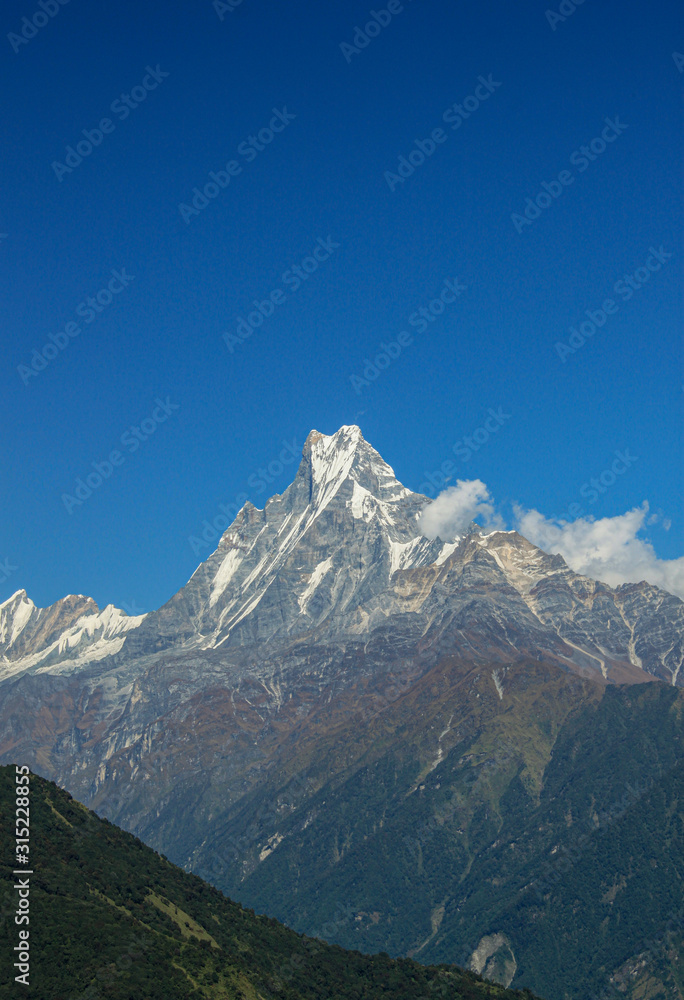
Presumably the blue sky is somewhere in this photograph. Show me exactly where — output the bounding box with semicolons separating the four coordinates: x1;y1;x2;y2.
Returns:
1;0;682;611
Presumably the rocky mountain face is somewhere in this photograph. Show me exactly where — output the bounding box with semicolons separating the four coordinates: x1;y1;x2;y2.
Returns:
0;424;682;1000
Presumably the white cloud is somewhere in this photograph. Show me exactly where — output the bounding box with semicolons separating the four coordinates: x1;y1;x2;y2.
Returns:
514;501;684;600
419;481;684;600
418;479;504;541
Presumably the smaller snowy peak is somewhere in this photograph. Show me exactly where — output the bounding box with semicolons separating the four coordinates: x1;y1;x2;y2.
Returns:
0;590;146;681
469;530;570;595
0;591;101;649
0;590;37;648
0;589;32;610
88;603;146;633
54;594;101;620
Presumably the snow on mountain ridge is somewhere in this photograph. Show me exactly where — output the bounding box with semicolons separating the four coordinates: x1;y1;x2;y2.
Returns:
304;426;411;506
0;589;32;609
0;590;36;646
0;591;146;680
3;427;682;688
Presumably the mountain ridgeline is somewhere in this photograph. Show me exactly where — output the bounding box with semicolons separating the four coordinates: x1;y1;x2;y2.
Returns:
0;766;538;1000
0;426;682;999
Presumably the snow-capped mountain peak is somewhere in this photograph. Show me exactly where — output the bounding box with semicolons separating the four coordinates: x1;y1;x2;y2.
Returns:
298;425;411;512
2;427;682;690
